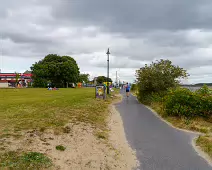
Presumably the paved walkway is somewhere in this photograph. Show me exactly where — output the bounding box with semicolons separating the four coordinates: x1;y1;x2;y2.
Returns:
115;92;212;170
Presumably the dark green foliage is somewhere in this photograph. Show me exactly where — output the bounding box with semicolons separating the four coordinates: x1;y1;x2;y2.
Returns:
31;54;80;88
136;59;187;104
138;92;166;105
79;74;90;83
56;145;66;151
130;84;137;91
96;76;112;84
164;86;212;118
196;84;212;95
24;70;32;74
135;59;212;119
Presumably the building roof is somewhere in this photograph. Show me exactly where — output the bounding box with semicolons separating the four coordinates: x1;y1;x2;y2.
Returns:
0;80;8;83
0;73;32;77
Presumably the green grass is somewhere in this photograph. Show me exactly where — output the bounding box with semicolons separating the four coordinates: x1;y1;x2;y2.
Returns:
196;135;212;159
0;151;52;169
56;145;66;151
150;102;212;134
0;88;116;136
0;88;119;169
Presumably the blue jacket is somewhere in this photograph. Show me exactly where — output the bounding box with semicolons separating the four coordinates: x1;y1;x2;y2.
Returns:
126;85;130;91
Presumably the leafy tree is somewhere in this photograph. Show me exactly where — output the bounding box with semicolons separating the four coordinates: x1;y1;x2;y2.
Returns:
136;59;188;103
96;76;112;84
31;54;80;88
79;74;90;83
96;76;105;84
24;70;32;74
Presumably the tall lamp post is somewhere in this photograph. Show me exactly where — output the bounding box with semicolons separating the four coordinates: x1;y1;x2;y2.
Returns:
106;48;110;94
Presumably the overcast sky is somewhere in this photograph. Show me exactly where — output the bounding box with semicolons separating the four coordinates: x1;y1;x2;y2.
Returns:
1;0;212;83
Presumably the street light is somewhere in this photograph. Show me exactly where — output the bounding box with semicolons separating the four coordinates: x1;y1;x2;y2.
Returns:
106;48;110;94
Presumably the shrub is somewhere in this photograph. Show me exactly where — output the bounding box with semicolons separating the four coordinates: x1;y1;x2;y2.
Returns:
130;84;137;91
56;145;66;151
164;87;212;118
136;59;188;104
195;84;212;96
137;92;153;105
137;90;167;105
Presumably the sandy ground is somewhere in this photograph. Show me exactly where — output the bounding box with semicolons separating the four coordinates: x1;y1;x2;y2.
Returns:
0;104;138;170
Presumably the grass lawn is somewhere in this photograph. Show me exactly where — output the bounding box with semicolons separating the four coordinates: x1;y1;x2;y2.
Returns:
0;88;117;137
0;88;119;169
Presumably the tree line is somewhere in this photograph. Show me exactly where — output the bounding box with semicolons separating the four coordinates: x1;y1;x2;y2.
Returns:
30;54;112;88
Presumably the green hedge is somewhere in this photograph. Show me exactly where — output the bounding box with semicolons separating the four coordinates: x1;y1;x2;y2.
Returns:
164;86;212;118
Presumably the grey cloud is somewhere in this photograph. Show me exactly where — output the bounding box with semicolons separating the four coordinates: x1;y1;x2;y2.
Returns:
161;54;212;70
89;55;145;69
51;0;212;34
1;0;212;83
2;32;52;44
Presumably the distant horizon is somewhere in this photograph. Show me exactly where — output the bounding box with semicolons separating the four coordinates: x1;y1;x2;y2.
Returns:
0;71;210;85
181;83;212;86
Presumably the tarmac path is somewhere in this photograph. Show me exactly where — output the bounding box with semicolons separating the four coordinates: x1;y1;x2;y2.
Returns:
115;92;212;170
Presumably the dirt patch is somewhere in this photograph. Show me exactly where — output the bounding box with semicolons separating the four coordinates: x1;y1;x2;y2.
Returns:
0;105;138;170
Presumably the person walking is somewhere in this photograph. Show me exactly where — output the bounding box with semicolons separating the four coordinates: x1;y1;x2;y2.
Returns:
126;83;130;97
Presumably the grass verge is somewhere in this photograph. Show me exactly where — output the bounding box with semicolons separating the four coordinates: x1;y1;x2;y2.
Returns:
150;102;212;134
149;102;212;159
0;151;52;169
196;136;212;158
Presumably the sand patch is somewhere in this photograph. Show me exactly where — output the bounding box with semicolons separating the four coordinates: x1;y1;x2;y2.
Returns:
0;105;138;170
108;105;139;169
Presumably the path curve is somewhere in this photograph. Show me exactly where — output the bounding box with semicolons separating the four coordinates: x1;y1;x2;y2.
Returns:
115;92;212;170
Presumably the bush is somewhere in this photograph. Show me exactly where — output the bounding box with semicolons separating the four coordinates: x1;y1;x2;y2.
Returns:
56;145;66;151
130;84;137;91
137;93;153;104
137;90;167;105
195;84;212;96
136;59;187;104
164;87;212;118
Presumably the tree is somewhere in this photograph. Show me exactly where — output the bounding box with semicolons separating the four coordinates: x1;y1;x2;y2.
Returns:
96;76;112;84
15;72;20;87
31;54;80;88
24;70;32;74
136;59;188;103
79;74;90;83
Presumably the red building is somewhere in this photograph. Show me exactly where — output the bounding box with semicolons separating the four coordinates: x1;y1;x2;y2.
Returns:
0;73;33;87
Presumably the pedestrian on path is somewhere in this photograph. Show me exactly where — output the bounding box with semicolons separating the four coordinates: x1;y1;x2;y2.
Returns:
126;83;130;97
